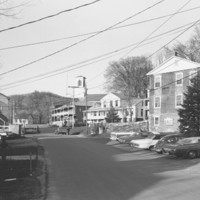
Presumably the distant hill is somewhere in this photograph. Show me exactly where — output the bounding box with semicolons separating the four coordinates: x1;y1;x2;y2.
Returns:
9;91;73;124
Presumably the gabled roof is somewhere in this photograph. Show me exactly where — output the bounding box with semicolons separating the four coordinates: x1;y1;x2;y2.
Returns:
112;93;127;100
0;93;9;100
87;94;106;102
0;113;9;123
121;98;142;107
147;56;200;76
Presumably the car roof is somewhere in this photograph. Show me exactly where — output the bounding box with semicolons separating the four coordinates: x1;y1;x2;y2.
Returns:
162;134;182;138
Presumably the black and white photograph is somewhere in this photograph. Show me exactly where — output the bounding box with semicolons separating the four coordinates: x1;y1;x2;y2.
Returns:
1;0;200;199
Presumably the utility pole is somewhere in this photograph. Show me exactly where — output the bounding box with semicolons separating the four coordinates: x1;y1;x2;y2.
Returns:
68;86;78;128
12;100;15;124
84;81;88;135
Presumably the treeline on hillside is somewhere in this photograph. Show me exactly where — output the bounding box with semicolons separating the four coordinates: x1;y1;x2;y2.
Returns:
10;91;72;124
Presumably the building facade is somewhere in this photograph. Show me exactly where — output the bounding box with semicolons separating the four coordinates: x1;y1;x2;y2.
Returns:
0;93;10;126
50;93;148;127
85;93;144;123
50;103;88;127
147;55;200;133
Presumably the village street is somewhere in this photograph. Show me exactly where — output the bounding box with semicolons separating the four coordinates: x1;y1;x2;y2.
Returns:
40;136;200;200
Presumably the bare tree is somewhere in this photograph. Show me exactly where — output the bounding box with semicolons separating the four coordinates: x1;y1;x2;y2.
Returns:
157;25;200;63
173;26;200;62
155;46;174;65
104;56;153;121
0;0;29;18
104;56;153;98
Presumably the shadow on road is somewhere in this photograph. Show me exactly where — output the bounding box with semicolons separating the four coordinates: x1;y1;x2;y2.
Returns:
42;137;200;200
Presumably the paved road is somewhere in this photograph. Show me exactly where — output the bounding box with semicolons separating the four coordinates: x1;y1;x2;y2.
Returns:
40;136;200;200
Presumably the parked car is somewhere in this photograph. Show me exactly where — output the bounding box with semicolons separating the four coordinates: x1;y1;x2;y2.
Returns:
110;132;135;141
130;134;164;150
162;137;200;159
0;131;7;141
6;132;26;140
154;134;185;154
23;127;40;134
117;132;148;144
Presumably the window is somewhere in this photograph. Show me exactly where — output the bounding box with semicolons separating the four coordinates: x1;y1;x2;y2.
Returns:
100;111;105;116
154;135;161;140
176;72;183;86
176;94;183;107
154;97;161;108
154;75;161;88
115;100;119;107
141;109;143;117
103;101;106;108
94;112;97;116
78;80;82;87
110;101;113;107
154;116;159;126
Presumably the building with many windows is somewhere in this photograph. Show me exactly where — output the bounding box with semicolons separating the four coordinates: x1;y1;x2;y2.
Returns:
85;93;145;123
147;55;200;133
50;92;149;127
50;94;105;127
50;102;87;127
0;93;10;126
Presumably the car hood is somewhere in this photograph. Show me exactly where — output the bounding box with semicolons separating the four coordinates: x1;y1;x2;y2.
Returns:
131;138;152;143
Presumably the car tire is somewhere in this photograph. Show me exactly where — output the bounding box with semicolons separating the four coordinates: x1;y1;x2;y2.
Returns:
187;151;197;159
149;145;154;151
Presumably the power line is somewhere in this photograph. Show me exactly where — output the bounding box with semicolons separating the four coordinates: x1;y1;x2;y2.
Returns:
123;0;193;57
0;6;199;51
87;22;195;83
147;19;200;60
88;61;200;93
0;0;166;77
0;0;101;33
151;66;200;92
1;21;193;90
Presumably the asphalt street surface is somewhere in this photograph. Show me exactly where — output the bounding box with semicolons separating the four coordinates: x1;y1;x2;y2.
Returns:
40;135;200;200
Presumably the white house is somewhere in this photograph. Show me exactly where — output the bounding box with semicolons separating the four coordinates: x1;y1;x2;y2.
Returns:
85;93;144;123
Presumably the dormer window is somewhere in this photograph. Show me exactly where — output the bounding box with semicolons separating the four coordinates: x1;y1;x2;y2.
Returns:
154;75;161;88
176;72;183;86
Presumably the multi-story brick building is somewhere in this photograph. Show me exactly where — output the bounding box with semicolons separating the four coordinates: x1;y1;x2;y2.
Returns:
147;55;200;133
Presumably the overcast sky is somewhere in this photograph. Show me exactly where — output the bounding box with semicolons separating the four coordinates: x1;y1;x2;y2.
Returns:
0;0;200;98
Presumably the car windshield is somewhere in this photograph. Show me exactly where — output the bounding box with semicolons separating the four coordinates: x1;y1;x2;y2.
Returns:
159;137;167;141
147;134;156;139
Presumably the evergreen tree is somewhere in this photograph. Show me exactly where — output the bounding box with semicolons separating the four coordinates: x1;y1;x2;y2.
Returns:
105;107;121;123
178;73;200;136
